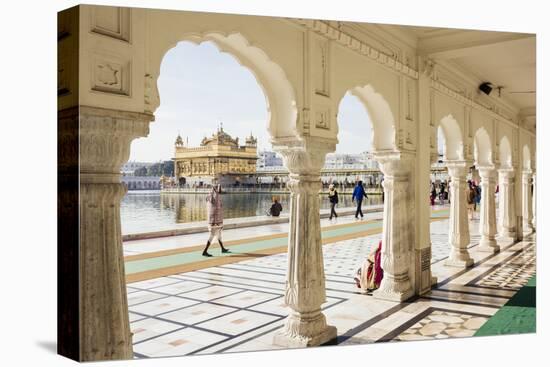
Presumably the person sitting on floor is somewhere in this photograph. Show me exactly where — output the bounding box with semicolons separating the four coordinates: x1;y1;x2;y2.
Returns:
354;240;384;293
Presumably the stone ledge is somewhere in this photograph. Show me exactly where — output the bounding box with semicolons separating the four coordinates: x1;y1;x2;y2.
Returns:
122;205;384;241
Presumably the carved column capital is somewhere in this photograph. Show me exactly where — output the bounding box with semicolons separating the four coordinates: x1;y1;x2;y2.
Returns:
445;160;471;178
477;165;496;179
373;151;414;178
272;136;336;175
498;168;515;181
77;106;154;184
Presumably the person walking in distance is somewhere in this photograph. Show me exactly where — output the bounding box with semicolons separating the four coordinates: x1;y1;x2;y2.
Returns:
467;180;476;220
328;184;339;220
202;184;230;257
352;180;368;219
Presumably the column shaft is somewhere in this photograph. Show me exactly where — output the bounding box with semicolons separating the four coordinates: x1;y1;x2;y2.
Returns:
498;169;516;244
273;138;337;347
77;106;152;361
445;162;474;267
522;171;534;234
478;167;499;253
531;173;536;230
373;153;414;302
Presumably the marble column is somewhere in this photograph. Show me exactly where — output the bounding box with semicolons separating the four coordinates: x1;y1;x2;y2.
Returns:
497;169;516;244
477;167;499;253
78;106;152;361
272;137;337;347
531;173;536;230
444;161;474;268
522;170;534;235
372;152;414;302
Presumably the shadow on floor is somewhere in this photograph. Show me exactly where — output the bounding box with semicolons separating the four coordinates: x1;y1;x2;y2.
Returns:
36;340;57;354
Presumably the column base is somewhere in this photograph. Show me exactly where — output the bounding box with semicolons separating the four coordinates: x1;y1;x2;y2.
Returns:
478;239;500;253
497;232;516;246
445;257;474;268
273;325;337;348
372;285;414;302
445;248;474;268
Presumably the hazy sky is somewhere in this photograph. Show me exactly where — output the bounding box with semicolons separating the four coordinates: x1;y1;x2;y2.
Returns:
129;41;385;162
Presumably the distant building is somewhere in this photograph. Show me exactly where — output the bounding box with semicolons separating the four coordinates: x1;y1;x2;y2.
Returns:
121;176;161;190
121;161;155;176
256;150;283;169
173;126;258;186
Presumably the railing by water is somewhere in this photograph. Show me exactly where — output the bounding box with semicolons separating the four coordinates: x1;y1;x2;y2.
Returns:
161;186;383;195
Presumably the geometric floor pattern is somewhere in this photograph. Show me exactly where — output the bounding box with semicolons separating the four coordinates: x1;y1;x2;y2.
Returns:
127;217;536;358
473;244;536;291
389;309;489;341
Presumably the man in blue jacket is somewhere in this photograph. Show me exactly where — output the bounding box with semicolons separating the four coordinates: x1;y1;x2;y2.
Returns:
352;180;368;219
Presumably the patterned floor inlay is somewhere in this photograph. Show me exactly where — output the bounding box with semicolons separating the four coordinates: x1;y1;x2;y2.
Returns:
389;309;489;342
472;244;536;290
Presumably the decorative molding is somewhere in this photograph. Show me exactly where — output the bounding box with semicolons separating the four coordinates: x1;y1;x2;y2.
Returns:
405;80;414;121
144;73;160;114
90;6;131;43
296;19;419;79
314;39;330;97
91;53;131;96
301;108;311;135
58;57;70;96
315;109;330;130
429;78;525;133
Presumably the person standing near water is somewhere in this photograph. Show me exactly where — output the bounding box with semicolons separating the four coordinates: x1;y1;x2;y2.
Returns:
202;184;230;257
352;180;368;219
328;184;339;220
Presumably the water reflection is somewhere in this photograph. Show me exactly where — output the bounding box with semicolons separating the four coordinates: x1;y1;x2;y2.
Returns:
121;191;382;234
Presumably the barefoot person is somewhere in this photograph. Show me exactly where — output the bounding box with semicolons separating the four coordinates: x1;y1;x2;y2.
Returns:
202;184;230;257
354;240;383;293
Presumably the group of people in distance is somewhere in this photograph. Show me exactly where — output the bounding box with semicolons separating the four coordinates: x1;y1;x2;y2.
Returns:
200;181;384;294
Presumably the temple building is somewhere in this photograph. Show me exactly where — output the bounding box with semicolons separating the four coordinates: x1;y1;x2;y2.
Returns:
173;125;258;186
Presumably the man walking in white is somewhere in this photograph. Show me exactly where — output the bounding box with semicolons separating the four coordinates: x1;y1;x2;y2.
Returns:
202;184;230;257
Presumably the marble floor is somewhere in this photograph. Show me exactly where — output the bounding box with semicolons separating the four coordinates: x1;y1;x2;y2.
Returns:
126;216;535;359
123;205;387;257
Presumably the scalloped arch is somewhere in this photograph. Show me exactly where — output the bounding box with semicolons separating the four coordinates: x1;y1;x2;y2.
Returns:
438;114;464;161
523;144;532;170
153;32;298;139
474;127;493;166
499;136;513;169
335;84;396;151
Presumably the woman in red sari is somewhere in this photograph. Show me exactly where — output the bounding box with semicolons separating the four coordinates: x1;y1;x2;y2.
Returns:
354;240;383;293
